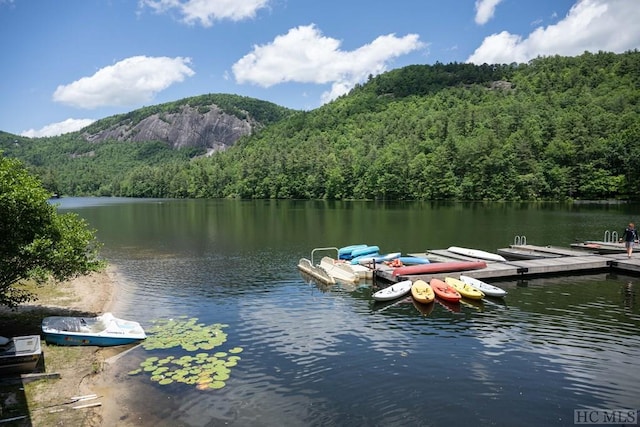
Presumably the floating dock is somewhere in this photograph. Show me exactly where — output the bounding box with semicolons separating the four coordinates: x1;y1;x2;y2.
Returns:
374;244;640;283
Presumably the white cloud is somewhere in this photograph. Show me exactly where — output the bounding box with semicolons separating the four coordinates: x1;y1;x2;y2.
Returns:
475;0;504;25
21;118;96;138
52;56;195;109
140;0;269;26
232;24;424;105
467;0;640;64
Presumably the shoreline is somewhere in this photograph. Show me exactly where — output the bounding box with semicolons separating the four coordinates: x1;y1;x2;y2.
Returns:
1;265;130;426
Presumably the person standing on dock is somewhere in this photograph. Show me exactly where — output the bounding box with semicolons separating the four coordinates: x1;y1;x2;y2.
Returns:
621;222;638;258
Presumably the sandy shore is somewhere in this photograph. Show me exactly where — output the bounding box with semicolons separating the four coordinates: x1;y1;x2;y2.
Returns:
2;265;138;426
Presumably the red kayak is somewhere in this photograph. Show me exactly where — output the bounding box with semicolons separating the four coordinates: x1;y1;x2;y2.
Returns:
392;261;486;277
429;278;461;302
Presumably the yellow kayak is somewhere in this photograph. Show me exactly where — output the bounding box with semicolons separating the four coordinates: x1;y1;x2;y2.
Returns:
411;279;435;304
444;277;485;300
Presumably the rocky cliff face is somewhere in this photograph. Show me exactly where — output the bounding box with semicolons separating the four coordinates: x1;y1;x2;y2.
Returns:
82;104;256;153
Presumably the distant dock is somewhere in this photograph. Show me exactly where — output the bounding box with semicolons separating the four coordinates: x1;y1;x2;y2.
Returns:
374;244;640;283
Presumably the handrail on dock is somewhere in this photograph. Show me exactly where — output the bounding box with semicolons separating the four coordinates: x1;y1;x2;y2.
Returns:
513;235;527;246
604;230;618;243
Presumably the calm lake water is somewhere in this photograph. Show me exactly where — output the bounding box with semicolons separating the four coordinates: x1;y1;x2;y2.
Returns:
55;198;640;427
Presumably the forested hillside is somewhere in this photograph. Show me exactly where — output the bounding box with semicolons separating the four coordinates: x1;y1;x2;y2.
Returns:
2;50;639;201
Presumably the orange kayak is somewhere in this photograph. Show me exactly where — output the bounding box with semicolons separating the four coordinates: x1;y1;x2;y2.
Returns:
411;279;435;304
429;278;461;302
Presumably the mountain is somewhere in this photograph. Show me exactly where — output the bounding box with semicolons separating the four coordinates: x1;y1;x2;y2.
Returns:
2;50;639;201
79;93;296;152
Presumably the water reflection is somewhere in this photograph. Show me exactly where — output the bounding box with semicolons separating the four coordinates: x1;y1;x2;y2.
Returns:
56;199;640;426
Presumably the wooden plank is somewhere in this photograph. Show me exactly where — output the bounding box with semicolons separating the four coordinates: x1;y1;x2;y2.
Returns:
510;244;589;257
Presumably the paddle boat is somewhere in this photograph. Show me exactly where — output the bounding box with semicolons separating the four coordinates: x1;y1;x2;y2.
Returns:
319;256;359;283
42;312;147;346
411;279;435;304
444;277;485;300
0;335;42;374
372;279;412;302
459;275;508;298
429;278;461;302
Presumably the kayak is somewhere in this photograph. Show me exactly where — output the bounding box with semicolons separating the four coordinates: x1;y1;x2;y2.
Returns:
392;261;487;277
372;279;412;302
447;246;506;262
459;275;508;298
338;244;367;260
444;277;485;300
350;245;380;259
429;278;461;302
411;279;435;304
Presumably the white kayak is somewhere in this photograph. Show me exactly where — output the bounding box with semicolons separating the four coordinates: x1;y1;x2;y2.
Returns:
354;252;401;265
372;279;412;301
459;275;507;298
448;246;507;262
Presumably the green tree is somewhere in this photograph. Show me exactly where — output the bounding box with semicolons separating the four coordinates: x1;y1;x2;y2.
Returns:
0;154;104;307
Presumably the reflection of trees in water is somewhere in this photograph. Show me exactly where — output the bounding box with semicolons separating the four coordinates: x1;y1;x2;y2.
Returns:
623;282;635;310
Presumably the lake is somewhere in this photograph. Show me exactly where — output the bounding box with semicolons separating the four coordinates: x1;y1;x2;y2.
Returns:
55;198;640;426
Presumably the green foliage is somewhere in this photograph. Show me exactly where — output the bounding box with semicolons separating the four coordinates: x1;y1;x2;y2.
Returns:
0;153;104;307
3;50;640;201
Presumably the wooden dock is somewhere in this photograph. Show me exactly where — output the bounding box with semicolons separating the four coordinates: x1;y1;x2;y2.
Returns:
374;244;640;283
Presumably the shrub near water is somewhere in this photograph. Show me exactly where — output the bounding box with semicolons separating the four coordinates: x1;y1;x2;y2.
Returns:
128;317;243;390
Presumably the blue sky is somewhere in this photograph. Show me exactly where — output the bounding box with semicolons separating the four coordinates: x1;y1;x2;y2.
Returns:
1;0;638;137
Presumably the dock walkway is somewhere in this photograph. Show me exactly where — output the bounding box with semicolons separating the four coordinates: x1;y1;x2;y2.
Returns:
374;246;640;283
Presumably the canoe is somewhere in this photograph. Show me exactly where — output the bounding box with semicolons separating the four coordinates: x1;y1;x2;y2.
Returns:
372;279;412;302
447;246;506;262
411;279;435;304
429;278;461;302
319;257;359;283
459;275;508;298
338;244;367;260
444;277;485;300
392;261;487;277
41;313;147;346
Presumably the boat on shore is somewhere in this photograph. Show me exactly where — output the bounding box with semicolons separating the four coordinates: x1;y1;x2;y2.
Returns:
0;335;42;374
42;312;147;346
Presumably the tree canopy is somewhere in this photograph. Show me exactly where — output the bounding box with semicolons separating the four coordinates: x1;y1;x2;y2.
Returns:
2;50;639;201
0;153;104;307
